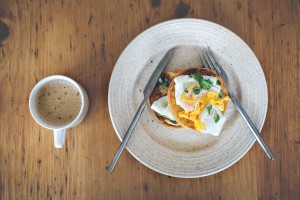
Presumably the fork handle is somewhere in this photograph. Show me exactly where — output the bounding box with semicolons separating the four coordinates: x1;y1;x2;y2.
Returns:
229;91;275;160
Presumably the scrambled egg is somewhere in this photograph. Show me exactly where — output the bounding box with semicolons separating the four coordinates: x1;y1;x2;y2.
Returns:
179;91;230;132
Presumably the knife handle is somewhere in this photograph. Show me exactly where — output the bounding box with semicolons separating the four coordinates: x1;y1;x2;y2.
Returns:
107;97;148;173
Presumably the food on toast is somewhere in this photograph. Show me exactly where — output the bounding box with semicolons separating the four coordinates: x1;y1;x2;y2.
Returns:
167;67;230;136
149;72;182;128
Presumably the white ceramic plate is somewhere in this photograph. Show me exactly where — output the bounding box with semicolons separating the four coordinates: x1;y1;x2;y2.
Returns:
108;19;268;178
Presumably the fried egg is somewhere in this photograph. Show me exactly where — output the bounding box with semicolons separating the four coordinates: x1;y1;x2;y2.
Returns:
174;74;229;136
151;96;178;125
199;104;226;136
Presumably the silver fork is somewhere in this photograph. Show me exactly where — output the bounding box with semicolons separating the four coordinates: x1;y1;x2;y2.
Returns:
200;47;275;160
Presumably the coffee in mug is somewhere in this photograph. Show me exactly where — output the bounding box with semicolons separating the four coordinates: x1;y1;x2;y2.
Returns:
36;80;82;126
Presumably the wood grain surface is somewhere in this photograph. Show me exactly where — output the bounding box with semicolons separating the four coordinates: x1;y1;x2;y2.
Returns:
0;0;299;199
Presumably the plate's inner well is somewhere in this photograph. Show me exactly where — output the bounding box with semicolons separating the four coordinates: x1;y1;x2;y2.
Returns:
108;19;268;177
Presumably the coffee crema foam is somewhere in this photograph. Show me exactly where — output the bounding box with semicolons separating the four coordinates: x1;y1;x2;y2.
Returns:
36;80;82;126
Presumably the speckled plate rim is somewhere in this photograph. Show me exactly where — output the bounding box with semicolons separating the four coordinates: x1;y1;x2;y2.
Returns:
108;18;268;178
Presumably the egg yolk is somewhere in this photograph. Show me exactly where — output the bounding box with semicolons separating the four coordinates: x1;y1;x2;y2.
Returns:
181;82;200;104
181;93;196;103
197;91;230;112
179;90;230;133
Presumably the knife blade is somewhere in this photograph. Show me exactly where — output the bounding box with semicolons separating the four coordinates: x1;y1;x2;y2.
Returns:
143;48;174;97
107;48;174;173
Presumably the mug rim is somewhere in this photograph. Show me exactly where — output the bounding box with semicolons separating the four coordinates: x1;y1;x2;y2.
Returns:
29;75;86;130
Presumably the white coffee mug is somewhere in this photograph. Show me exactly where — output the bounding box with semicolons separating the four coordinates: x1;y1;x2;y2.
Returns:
29;75;89;148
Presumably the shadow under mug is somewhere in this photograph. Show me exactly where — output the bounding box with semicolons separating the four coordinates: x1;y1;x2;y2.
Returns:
29;75;89;148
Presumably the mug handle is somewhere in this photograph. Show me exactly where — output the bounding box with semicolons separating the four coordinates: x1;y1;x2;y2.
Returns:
54;129;67;148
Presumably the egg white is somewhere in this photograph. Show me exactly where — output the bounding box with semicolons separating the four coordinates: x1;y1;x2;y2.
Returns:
200;104;226;136
173;74;226;136
202;75;221;93
150;96;176;121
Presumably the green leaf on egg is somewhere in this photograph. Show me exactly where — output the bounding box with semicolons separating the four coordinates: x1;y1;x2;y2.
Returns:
218;92;223;98
200;79;213;90
214;114;220;123
216;80;221;85
206;79;213;85
193;73;203;82
193;87;201;95
206;105;212;114
188;73;203;82
189;73;213;90
184;88;188;93
169;120;178;124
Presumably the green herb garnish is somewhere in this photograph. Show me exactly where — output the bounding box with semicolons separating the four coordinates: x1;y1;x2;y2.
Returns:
193;74;203;82
216;80;221;85
189;73;212;90
206;79;213;85
158;77;170;88
169;120;178;124
188;73;203;82
214;114;220;123
218;92;223;98
200;79;213;90
206;105;212;114
163;78;170;87
184;88;188;93
158;77;171;95
193;87;201;95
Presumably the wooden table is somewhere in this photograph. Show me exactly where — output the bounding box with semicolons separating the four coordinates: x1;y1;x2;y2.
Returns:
0;0;299;199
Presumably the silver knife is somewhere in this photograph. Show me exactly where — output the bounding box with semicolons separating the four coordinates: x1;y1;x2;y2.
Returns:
107;48;174;173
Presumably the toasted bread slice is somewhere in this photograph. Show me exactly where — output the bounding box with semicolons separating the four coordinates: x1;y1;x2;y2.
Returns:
167;67;229;130
148;71;182;128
